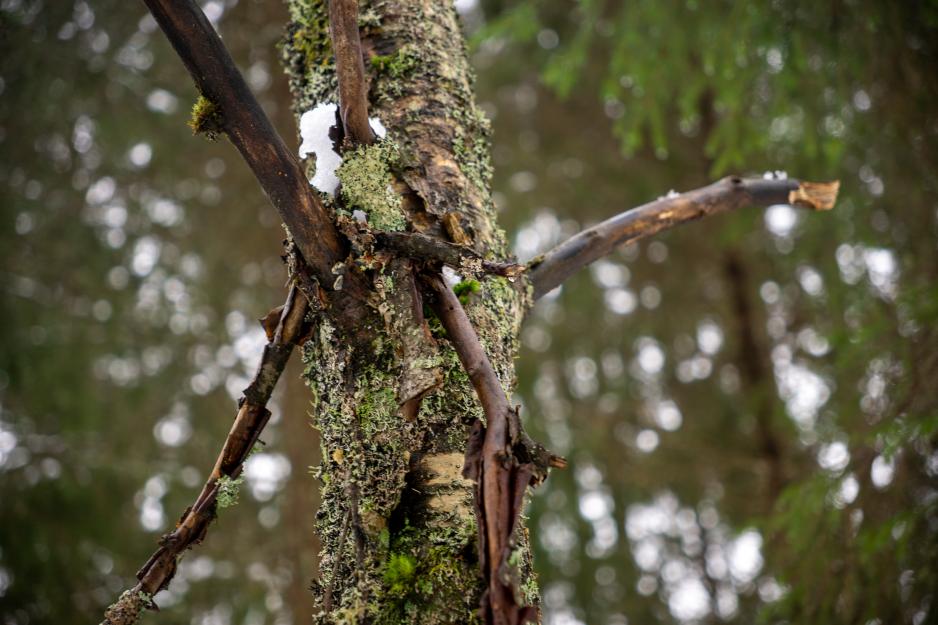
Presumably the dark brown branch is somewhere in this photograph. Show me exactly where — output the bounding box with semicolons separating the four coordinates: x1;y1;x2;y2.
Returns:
142;0;375;341
527;176;839;300
375;231;523;278
424;274;552;625
102;287;310;625
328;0;374;145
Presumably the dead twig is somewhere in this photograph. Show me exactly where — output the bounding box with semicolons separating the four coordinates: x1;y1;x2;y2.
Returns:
527;176;839;299
101;286;310;625
375;231;523;278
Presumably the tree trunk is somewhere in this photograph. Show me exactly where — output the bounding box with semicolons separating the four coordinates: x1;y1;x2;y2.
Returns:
281;1;537;622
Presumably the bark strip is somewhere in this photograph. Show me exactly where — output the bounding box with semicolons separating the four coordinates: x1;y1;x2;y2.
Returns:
424;274;545;625
327;0;375;145
527;176;839;299
142;0;375;343
101;287;310;625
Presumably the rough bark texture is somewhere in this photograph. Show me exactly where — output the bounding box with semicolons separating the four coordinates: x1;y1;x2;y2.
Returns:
281;1;537;622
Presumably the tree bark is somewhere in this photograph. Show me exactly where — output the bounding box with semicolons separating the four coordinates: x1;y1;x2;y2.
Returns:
282;1;536;621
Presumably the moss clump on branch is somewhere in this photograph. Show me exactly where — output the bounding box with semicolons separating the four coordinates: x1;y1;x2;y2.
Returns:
187;95;224;140
337;141;407;232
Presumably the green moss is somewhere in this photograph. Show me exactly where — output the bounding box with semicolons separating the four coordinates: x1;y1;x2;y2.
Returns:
216;474;244;508
337;141;407;231
371;519;482;625
282;0;337;111
453;279;481;304
384;553;418;596
370;46;420;78
188;95;223;140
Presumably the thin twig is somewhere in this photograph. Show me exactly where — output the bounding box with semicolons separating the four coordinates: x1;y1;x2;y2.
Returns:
101;287;310;625
328;0;374;145
424;274;548;625
527;176;839;300
142;0;375;342
375;231;523;278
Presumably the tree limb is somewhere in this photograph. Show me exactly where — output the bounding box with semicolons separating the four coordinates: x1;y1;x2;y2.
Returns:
527;176;839;300
375;231;523;278
424;274;557;625
142;0;375;340
328;0;374;145
101;286;310;625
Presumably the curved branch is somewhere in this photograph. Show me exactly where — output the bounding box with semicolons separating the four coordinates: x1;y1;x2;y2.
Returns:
424;274;559;625
328;0;374;145
102;287;309;625
527;176;839;300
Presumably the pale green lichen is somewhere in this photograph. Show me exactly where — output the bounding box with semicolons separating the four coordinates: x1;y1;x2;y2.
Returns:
216;474;244;508
285;0;540;619
337;141;406;231
281;0;336;112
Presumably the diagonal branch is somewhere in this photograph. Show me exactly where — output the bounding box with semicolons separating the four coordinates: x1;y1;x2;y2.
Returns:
424;274;558;625
142;0;376;342
101;286;310;625
328;0;374;145
527;176;839;300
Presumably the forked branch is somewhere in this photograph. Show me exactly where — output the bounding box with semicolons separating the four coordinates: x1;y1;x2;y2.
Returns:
527;176;839;300
101;287;309;625
142;0;380;344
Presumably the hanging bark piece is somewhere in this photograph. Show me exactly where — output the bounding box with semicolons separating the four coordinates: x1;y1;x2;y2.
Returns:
101;286;310;625
424;273;561;625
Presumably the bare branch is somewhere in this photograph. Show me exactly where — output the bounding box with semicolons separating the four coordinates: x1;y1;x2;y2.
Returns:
102;287;310;625
424;274;552;625
328;0;374;145
375;231;523;278
142;0;376;340
527;176;840;300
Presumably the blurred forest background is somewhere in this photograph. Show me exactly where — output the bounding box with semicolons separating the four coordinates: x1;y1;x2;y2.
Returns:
2;1;937;624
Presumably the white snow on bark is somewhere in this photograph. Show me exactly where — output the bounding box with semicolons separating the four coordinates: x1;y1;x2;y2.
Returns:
298;103;387;195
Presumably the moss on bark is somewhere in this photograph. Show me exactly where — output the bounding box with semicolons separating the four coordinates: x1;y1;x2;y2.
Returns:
283;1;539;622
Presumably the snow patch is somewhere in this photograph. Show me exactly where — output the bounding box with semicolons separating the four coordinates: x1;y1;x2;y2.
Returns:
298;103;387;195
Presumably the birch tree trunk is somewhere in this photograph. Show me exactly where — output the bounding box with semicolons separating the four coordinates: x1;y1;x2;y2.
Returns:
281;1;537;621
